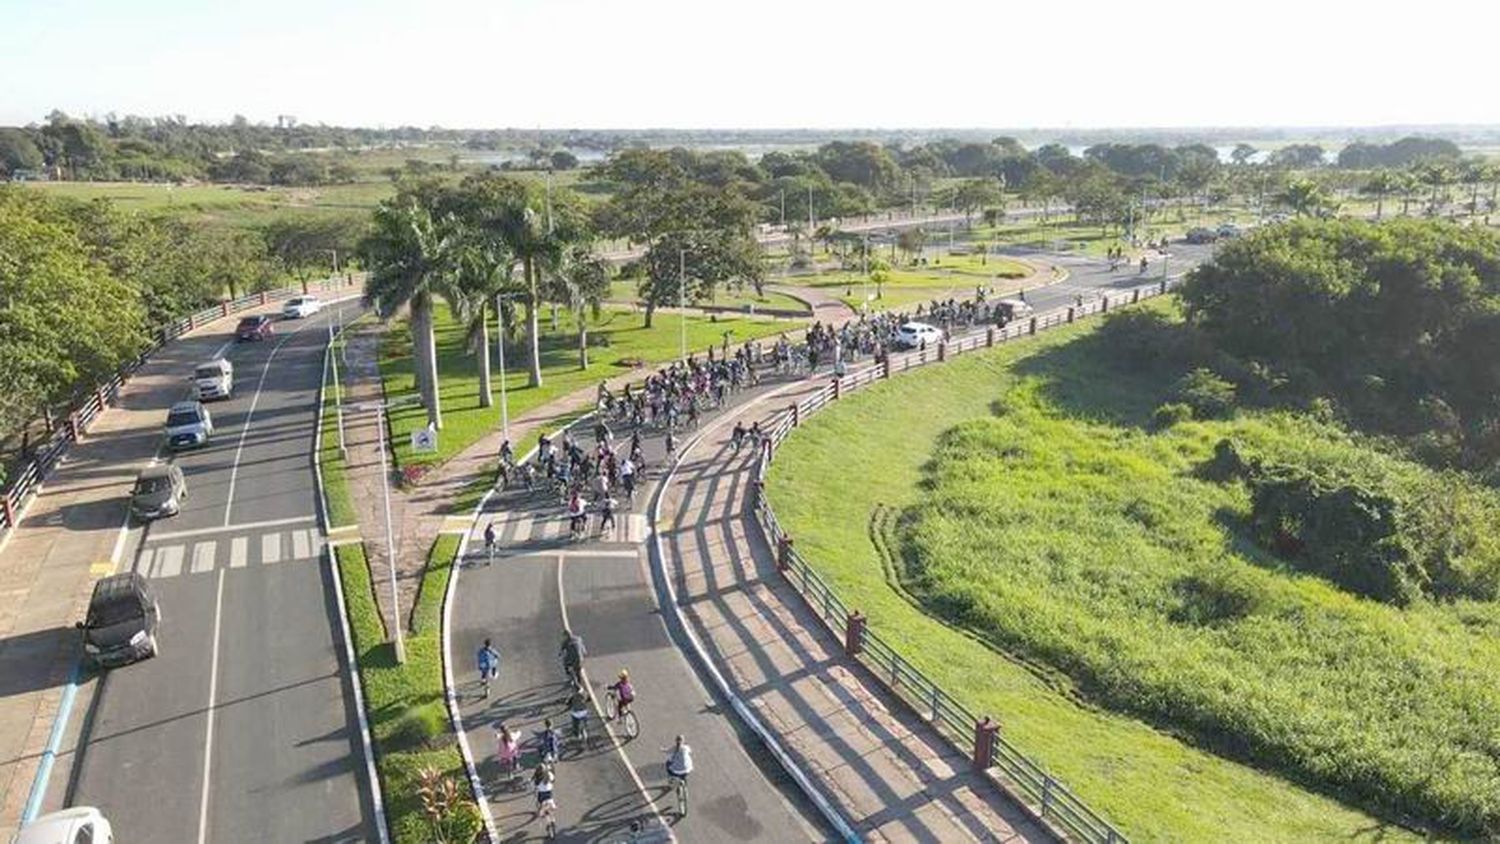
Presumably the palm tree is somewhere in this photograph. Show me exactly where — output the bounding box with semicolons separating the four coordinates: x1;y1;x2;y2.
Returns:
493;200;559;388
1360;170;1400;220
1275;179;1331;218
360;198;454;429
1414;162;1452;215
447;236;514;409
1458;159;1491;216
548;245;611;369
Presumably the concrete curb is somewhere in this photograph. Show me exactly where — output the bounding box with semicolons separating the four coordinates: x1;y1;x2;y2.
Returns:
312;303;391;844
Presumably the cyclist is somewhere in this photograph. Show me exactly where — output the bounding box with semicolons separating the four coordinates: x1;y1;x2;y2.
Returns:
620;455;637;500
566;684;590;741
496;722;521;779
536;718;563;765
664;734;693;796
567;490;587;539
594;418;612;447
597;495;616;537
665;430;677;464
532;761;557;825
476;638;501;698
560;629;586;686
483;520;497;566
607;669;635;721
499;438;515;468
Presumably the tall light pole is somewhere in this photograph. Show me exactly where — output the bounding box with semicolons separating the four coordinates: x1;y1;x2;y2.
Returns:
494;292;515;445
678;248;688;362
374;403;406;664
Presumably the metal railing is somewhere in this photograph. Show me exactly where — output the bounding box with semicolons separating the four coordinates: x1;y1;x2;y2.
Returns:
0;274;363;540
747;275;1184;843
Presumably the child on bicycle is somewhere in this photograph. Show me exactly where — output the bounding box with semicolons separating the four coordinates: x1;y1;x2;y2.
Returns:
608;670;635;721
532;762;557;822
496;722;521;778
567;684;590;740
535;719;562;764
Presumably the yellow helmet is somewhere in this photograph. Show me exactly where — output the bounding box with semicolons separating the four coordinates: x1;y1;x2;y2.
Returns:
618;669;629;679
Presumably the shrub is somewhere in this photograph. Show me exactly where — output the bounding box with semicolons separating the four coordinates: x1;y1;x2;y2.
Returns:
1152;402;1193;430
1173;368;1236;418
389;702;448;751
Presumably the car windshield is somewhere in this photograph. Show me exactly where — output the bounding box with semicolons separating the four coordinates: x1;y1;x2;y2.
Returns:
89;598;143;627
167;409;200;427
287;298;304;306
195;366;222;379
135;476;170;494
238;317;261;328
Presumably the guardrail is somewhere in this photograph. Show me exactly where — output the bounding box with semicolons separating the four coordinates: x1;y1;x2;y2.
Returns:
749;274;1184;843
0;274;363;542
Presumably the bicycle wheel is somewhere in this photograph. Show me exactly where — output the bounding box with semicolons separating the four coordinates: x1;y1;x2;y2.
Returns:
677;779;688;817
622;710;639;739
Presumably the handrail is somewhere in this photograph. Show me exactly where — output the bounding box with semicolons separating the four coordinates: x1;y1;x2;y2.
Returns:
0;273;362;540
746;274;1183;843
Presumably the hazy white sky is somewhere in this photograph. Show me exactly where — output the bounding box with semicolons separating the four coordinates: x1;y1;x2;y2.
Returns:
2;0;1496;129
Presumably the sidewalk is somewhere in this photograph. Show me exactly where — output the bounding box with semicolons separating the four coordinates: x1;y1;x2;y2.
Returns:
656;381;1047;842
0;297;324;839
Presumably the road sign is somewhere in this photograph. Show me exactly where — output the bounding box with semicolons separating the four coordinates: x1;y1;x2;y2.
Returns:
411;428;438;453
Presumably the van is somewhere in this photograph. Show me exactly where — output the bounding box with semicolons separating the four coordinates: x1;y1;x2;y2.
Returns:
13;806;113;844
997;298;1034;322
193;358;233;400
77;573;161;668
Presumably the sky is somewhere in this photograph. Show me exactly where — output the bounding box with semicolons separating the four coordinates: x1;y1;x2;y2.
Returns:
2;0;1497;130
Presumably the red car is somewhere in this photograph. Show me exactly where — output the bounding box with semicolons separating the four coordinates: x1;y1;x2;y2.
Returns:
236;315;274;342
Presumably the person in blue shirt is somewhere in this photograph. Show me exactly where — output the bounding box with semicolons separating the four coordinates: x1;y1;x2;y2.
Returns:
476;638;500;698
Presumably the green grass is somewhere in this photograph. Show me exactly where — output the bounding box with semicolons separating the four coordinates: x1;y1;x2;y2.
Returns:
319;329;362;528
380;303;805;470
765;302;1450;842
605;280;809;313
334;538;481;844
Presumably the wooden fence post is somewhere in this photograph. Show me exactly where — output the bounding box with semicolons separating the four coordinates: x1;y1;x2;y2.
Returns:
1029;317;1038;335
68;411;81;442
791;404;800;427
2;495;15;528
937;341;947;362
1132;289;1140;303
845;611;867;656
1067;307;1076;323
986;327;995;347
832;377;841;400
973;717;999;770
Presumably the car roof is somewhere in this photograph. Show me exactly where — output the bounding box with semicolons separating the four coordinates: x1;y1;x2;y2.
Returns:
997;298;1029;307
138;464;175;480
239;314;268;322
900;321;935;330
14;807;102;842
91;572;148;602
169;400;203;413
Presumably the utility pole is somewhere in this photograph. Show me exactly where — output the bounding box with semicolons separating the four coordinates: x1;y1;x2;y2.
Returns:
375;404;406;664
779;189;786;228
494;293;510;444
679;248;687;362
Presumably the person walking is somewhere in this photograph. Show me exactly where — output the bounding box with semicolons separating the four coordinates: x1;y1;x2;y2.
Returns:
477;638;501;698
483;520;497;566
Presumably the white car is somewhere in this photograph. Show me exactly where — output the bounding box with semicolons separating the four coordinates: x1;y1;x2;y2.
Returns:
894;321;944;350
282;296;322;319
14;806;113;844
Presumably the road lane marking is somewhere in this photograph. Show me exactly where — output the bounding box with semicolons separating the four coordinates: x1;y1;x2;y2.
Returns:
137;548;155;576
262;533;282;564
505;514;533;544
555;553;677;840
229;536;248;568
147;514;316;543
292;529;311;560
196;568;226;844
155;545;184;577
190;541;217;573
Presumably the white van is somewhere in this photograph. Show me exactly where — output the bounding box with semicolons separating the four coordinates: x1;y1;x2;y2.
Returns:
194;359;233;401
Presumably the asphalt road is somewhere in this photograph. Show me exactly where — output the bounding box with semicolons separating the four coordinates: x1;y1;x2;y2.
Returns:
62;300;376;843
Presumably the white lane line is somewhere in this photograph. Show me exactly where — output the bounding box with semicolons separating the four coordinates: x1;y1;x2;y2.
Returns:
555;553;676;839
292;529;311;560
221;314;326;526
156;545;185;578
229;536;248;568
190;541;217;574
261;533;282;564
196;568;226;844
148;515;316;543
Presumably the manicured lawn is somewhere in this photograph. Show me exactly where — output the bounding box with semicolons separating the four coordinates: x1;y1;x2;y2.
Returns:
764;302;1437;842
334;538;481;843
380;303;805;470
319;333;358;528
605;280;809;313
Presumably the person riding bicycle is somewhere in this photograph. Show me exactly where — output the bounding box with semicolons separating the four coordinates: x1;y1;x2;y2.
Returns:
532;760;557;818
567;490;587;537
566;684;590;739
594;418;612;447
665;430;677;463
560;630;586;685
608;669;635;721
499;439;515;468
483;521;497;565
731;422;746;453
496;722;521;774
665;734;693;783
597;495;616;536
536;718;563;764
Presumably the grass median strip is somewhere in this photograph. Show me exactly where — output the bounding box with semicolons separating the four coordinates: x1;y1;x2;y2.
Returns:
334;537;481;844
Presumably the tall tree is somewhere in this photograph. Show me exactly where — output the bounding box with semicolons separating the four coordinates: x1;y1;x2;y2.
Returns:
1360;170;1401;220
548;245;611;369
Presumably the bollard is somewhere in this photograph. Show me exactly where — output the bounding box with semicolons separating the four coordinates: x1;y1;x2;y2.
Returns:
882;356;892;379
937;341;947;362
832;377;841;400
1029;317;1038;336
1133;288;1140;303
68;411;81;442
2;494;15;528
791;403;800;427
776;536;794;573
845;611;867;656
986;327;995;347
220;300;230;317
1067;306;1075;323
260;291;269;306
95;387;107;412
1101;296;1109;312
973;717;1000;770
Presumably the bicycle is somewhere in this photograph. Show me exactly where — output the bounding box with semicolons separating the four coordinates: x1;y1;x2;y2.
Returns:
669;772;688;818
606;686;640;738
538;793;558;839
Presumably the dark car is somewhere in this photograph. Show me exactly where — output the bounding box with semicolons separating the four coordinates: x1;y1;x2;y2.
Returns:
77;572;161;667
236;314;274;341
130;463;187;520
1185;227;1219;245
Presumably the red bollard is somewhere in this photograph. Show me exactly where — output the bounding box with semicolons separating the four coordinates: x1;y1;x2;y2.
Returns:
791;403;801;427
973;717;1000;770
2;495;15;528
776;537;794;573
845;611;867;656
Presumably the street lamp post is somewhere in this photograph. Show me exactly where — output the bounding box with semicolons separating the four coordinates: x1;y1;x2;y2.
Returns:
371;401;407;664
493;292;516;445
679;248;687;362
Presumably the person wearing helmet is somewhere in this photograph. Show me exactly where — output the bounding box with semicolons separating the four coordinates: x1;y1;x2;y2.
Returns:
607;669;635;720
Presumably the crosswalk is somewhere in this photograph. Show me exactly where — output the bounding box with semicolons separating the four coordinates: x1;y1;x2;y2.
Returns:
473;510;648;547
138;527;325;579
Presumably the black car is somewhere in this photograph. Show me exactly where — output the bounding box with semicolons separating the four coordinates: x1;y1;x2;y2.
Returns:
78;572;161;667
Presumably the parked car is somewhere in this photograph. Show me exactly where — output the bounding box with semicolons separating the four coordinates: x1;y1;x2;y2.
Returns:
894;321;944;350
77;573;160;667
14;806;114;844
282;295;322;319
996;298;1034;322
165;401;213;450
236;314;274;341
130;463;187;521
193;358;233;400
1185;227;1220;244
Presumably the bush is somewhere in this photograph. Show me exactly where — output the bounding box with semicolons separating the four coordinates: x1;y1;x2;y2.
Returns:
389;702;448;751
1173;368;1236;418
1152;402;1193;430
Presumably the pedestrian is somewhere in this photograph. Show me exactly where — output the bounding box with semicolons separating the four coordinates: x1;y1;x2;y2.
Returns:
477;638;501;698
483;520;497;565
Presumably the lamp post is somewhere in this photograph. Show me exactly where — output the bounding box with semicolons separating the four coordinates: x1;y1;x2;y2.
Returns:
352;396;423;665
679;248;687;362
493;291;525;445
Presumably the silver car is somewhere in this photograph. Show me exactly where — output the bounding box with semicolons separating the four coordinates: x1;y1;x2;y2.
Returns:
165;400;213;450
131;463;187;520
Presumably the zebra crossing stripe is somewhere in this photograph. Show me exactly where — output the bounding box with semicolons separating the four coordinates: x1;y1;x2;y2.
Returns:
137;548;155;577
262;533;282;564
292;529;311;560
191;541;217;573
504;515;532;545
230;536;249;568
156;545;184;577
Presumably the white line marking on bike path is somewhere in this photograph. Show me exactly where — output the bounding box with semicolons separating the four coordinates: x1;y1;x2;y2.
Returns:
196;566;226;844
555;552;677;842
